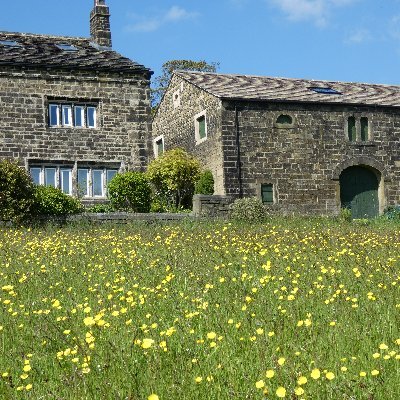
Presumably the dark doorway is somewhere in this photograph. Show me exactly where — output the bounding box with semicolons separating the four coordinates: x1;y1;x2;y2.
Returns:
340;166;379;219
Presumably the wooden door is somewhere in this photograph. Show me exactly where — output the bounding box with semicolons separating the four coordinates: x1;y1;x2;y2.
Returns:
340;166;379;219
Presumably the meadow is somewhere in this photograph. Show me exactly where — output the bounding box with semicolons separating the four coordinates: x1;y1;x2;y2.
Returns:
0;218;399;399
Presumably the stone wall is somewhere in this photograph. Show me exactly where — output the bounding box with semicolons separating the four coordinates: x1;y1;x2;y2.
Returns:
220;101;400;215
152;75;225;194
154;78;400;216
0;66;151;170
192;194;233;217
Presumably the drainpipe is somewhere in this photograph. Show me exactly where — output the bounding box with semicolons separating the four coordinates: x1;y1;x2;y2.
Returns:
234;104;244;198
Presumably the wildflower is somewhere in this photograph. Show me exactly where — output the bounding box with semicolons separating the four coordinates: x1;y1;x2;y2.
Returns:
195;376;202;383
371;370;379;376
359;371;367;377
278;357;286;366
325;372;335;380
142;338;155;349
83;317;96;327
295;387;304;396
266;369;275;378
148;395;159;400
297;376;307;385
207;332;217;340
276;386;286;398
311;369;321;379
255;380;265;389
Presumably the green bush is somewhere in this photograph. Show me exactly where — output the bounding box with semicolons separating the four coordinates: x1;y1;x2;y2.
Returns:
229;197;269;222
195;170;214;195
33;186;83;216
0;160;35;222
107;172;151;213
147;148;200;209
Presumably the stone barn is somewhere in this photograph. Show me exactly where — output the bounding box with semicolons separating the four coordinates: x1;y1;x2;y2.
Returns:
152;71;400;217
0;0;152;202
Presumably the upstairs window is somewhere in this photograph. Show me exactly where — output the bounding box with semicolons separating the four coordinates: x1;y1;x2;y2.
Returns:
49;103;97;128
56;43;78;52
276;114;293;125
310;87;342;95
348;116;356;142
347;116;370;142
0;40;22;48
195;111;207;144
153;135;164;158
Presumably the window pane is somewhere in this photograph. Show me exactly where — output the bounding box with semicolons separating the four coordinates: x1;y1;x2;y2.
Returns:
49;104;59;126
87;107;96;128
74;106;85;127
156;139;164;155
348;117;356;141
92;170;103;197
276;115;292;124
45;168;56;188
60;169;72;195
62;105;72;126
261;184;273;204
77;169;89;197
106;170;117;184
361;117;369;141
198;115;206;139
30;168;41;185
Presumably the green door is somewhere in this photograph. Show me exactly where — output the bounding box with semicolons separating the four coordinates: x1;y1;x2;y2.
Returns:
340;166;379;219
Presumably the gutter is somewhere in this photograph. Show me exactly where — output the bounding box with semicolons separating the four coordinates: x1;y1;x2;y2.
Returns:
234;104;244;198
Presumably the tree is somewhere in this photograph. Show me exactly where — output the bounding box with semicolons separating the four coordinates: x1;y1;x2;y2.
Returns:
146;148;201;210
151;60;219;109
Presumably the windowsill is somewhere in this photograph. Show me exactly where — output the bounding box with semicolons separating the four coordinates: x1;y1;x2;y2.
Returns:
274;123;296;129
347;141;376;147
195;137;208;145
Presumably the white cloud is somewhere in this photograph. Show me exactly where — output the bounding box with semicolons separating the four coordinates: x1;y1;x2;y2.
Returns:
126;6;199;33
345;28;371;44
268;0;358;26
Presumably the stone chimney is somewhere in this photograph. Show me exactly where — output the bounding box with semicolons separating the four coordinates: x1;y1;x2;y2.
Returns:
90;0;112;48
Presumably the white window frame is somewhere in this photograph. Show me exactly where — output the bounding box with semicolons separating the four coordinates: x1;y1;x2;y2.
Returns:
30;165;73;195
153;135;165;158
60;168;73;195
48;102;97;128
173;89;181;109
194;110;208;145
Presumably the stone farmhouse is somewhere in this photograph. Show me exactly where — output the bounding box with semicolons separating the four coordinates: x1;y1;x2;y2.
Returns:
0;0;152;201
152;71;400;218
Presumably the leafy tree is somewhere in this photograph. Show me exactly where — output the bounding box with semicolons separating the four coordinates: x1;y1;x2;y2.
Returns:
0;160;35;222
151;60;219;108
146;148;201;209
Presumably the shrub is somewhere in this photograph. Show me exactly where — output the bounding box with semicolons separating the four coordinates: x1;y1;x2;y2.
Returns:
195;170;214;195
382;206;400;221
107;172;151;213
147;148;200;209
0;159;35;222
229;197;269;222
33;186;83;216
339;207;352;222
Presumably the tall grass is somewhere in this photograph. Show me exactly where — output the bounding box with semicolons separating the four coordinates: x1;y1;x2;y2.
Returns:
0;219;399;399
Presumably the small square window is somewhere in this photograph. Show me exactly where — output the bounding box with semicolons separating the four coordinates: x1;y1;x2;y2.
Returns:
56;43;78;52
261;184;274;204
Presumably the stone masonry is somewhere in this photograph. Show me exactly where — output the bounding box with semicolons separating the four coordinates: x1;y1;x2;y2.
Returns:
153;71;400;216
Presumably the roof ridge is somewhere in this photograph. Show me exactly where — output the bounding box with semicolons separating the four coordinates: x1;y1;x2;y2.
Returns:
175;70;400;89
0;31;89;41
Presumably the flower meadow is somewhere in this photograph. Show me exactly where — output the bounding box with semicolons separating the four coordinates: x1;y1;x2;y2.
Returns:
0;219;399;399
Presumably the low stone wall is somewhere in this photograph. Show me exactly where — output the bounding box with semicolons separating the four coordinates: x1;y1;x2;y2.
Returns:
192;195;233;218
67;212;194;223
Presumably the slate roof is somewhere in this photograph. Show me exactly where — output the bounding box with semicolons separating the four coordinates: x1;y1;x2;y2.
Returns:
0;32;151;74
175;71;400;108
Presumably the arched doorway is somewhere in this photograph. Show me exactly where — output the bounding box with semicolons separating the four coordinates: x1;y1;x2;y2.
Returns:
340;166;379;218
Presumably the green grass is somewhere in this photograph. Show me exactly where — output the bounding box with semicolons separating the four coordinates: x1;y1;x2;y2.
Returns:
0;218;399;399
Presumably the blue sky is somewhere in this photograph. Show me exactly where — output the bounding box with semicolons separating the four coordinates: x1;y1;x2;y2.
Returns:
1;0;400;85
